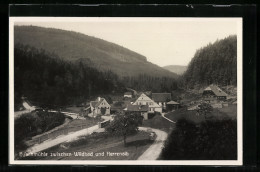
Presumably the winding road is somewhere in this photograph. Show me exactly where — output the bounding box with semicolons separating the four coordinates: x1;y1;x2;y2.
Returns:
138;127;168;160
161;113;176;123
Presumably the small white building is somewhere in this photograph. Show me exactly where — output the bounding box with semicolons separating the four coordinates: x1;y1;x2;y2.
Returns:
124;92;133;98
89;97;111;117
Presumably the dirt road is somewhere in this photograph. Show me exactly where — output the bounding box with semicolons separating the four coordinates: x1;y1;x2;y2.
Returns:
26;125;99;154
138;127;168;160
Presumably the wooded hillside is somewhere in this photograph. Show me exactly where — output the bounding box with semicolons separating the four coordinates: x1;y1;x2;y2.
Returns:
14;44;125;108
179;35;237;89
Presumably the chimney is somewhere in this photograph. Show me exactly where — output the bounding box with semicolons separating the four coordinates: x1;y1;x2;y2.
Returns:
98;97;101;101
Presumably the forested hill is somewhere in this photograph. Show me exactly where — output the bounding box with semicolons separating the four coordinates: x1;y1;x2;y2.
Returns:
14;44;125;108
180;35;237;89
14;25;178;78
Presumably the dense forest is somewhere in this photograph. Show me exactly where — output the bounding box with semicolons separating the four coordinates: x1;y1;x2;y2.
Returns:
14;44;125;108
179;35;237;89
121;75;178;92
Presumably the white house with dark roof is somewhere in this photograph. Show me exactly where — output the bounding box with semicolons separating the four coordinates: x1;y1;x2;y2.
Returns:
133;93;162;113
89;97;111;117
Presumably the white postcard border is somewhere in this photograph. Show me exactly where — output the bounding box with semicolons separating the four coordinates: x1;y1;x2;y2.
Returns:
9;17;243;166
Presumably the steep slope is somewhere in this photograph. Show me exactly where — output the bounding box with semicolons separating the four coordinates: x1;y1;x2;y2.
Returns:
180;35;237;88
163;65;187;75
14;45;125;107
14;25;178;78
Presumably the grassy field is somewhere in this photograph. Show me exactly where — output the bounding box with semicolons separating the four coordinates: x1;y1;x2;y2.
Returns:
64;106;84;113
64;118;101;129
165;104;237;124
142;113;175;132
217;104;237;120
23;131;153;160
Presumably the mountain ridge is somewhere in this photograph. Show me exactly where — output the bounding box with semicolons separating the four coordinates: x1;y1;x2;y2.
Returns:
14;25;178;78
163;65;187;75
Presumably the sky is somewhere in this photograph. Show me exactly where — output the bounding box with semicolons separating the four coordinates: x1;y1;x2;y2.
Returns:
15;18;238;67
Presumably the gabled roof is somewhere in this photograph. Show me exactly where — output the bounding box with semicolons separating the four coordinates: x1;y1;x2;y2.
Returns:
204;84;228;97
90;101;98;107
90;98;110;108
167;100;179;105
125;104;148;112
95;98;105;107
152;93;171;102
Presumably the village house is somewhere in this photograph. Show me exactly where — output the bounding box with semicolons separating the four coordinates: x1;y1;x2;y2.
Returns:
133;93;162;113
203;84;228;100
124;104;149;120
152;93;171;109
124;92;133;98
89;97;111;117
166;100;180;111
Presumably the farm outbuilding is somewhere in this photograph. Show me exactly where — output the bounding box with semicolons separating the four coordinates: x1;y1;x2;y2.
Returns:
166;100;180;111
203;84;228;100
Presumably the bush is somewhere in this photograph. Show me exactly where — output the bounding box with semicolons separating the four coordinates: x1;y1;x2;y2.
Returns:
15;111;65;153
160;119;237;160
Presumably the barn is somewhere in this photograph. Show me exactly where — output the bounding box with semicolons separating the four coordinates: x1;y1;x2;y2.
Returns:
203;84;228;100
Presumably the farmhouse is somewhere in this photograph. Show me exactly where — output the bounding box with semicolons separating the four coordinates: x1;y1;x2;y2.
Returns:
166;100;180;111
152;93;171;109
124;92;133;98
133;93;162;113
203;84;228;100
89;97;111;117
124;104;149;120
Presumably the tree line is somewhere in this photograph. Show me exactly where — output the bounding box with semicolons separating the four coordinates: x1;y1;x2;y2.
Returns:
121;75;178;92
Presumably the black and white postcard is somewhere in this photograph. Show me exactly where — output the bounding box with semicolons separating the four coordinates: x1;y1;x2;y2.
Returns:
9;17;243;165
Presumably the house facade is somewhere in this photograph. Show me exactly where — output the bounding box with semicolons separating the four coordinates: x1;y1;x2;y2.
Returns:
89;97;111;117
133;93;162;113
203;84;228;100
152;93;171;109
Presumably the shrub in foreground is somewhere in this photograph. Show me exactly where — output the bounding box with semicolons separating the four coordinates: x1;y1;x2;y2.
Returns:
160;119;237;160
